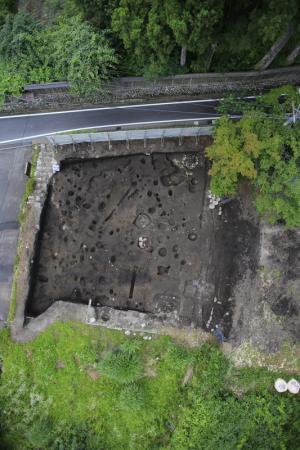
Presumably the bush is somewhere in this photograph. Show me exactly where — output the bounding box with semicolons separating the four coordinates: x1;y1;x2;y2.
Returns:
119;382;145;410
0;12;117;101
99;340;143;384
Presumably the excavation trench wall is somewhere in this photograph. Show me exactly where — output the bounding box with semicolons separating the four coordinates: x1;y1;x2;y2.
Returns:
12;131;218;342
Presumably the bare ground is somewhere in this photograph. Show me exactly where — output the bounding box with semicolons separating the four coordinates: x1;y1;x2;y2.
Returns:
27;151;259;338
25;144;299;358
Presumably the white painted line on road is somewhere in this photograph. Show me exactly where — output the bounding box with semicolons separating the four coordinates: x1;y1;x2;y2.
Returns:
0;115;242;144
0;99;224;119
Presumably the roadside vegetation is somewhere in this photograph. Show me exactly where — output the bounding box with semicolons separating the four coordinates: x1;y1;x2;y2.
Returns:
0;0;300;101
0;322;300;449
206;85;300;227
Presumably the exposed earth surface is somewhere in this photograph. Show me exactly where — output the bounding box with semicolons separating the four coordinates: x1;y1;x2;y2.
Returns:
27;147;299;350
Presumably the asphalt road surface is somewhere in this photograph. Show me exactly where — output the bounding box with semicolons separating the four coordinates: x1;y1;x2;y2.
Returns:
0;99;224;144
0;98;224;324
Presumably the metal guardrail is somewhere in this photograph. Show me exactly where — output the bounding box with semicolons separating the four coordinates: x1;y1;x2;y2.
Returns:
47;126;213;146
24;66;300;94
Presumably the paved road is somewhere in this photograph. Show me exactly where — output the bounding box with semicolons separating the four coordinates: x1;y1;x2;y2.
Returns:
0;98;226;324
0;99;224;144
0;144;32;324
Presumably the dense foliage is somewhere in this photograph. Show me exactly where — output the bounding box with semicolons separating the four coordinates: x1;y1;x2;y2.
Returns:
0;11;116;101
0;323;300;449
0;0;300;100
0;0;17;26
206;86;300;227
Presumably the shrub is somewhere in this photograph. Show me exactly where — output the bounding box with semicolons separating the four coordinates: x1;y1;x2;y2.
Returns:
99;340;143;384
119;382;145;410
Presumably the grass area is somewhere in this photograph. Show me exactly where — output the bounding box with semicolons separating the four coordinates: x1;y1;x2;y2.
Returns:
0;322;299;449
17;146;39;225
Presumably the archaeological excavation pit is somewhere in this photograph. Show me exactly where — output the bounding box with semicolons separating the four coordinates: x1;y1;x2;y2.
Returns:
26;147;260;337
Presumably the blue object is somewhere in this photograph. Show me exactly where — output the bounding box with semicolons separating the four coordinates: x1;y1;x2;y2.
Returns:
214;327;225;343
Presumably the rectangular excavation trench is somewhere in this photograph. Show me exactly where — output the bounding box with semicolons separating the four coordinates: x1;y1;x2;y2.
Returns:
26;148;260;337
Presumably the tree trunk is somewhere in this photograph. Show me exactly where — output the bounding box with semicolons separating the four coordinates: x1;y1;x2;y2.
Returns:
254;23;295;71
180;47;187;66
206;43;218;71
286;41;300;65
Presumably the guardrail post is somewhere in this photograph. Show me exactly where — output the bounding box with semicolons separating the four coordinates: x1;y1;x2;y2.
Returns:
179;130;183;146
160;130;165;148
107;132;112;150
89;134;95;152
71;135;76;152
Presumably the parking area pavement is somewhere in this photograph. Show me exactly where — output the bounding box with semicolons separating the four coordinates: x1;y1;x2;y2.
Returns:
0;144;32;326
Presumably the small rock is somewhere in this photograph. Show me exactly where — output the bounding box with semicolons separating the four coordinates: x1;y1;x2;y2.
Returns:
25;349;32;359
125;330;131;336
86;368;99;381
182;366;193;387
138;236;149;249
56;360;65;369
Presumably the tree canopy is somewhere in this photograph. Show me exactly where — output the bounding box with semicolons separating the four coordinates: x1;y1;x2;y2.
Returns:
206;87;300;228
0;11;116;100
0;2;300;98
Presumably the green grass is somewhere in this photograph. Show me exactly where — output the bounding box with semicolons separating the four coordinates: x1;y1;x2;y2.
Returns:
17;146;39;226
0;322;299;449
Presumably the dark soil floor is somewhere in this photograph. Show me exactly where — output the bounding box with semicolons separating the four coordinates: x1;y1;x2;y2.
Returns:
28;151;260;337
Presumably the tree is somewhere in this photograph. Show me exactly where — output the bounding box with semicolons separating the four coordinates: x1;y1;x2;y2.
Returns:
0;62;26;104
251;0;299;69
0;0;17;26
46;16;117;96
146;0;178;76
112;1;152;75
0;11;43;70
72;0;119;29
206;115;260;196
254;22;295;70
165;0;224;68
206;87;300;228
